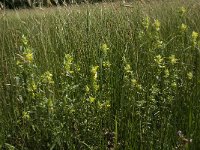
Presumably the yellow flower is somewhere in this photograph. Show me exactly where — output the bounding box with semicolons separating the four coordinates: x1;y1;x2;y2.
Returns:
171;82;177;88
169;55;178;65
89;96;95;103
65;54;73;62
106;103;111;108
192;31;198;46
131;79;142;90
91;66;99;81
180;23;187;32
124;64;132;73
187;72;193;80
192;31;198;41
137;84;142;90
28;81;37;92
25;52;33;63
22;34;28;46
164;69;170;78
154;55;163;65
64;54;74;73
85;85;90;93
154;19;161;31
131;79;137;86
179;7;186;16
155;40;164;49
91;66;99;75
101;43;109;54
103;61;111;68
93;82;99;91
41;71;54;84
105;101;111;108
98;101;111;109
142;16;150;30
94;72;98;80
22;111;30;121
125;64;131;70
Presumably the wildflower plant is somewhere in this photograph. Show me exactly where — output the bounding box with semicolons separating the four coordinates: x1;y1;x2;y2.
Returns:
2;2;200;149
180;23;188;33
142;16;150;31
178;6;187;17
153;19;161;32
191;31;198;46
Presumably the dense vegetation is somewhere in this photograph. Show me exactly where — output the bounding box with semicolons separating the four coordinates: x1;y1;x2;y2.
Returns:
1;0;200;149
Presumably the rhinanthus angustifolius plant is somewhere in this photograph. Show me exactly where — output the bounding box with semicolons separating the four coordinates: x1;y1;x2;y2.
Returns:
1;2;200;149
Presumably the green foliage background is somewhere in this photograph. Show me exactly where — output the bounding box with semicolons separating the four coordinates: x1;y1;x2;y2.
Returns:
1;0;200;149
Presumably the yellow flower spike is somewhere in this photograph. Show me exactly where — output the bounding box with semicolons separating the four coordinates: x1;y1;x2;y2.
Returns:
192;31;198;46
94;72;98;80
180;23;187;32
164;69;170;78
171;82;177;88
93;83;99;91
85;85;90;93
64;54;74;73
124;64;132;73
103;61;111;68
28;81;37;92
154;19;161;31
41;71;54;84
125;64;131;70
105;101;111;108
89;96;95;103
101;43;109;55
25;52;33;63
131;79;137;86
131;79;142;90
22;34;28;46
192;31;198;41
65;54;73;63
169;55;178;65
91;66;99;75
187;72;193;80
142;16;150;30
179;6;186;16
137;84;142;90
32;82;37;91
154;55;163;65
22;111;30;121
156;40;164;49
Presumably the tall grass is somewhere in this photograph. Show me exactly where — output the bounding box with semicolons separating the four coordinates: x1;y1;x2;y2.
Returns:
1;0;200;149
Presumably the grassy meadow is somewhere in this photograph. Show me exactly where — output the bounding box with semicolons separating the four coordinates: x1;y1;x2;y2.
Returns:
1;0;200;149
